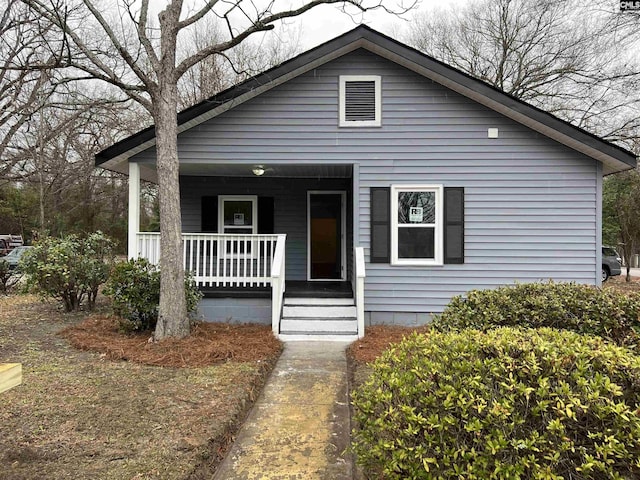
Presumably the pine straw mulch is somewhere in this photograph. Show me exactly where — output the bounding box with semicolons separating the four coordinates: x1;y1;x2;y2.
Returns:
59;315;283;368
347;325;429;365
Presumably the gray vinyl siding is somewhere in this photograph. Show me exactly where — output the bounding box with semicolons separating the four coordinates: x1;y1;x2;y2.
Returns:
180;176;352;281
133;48;599;316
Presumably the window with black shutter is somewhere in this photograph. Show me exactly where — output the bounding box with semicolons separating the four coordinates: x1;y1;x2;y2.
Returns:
370;185;465;266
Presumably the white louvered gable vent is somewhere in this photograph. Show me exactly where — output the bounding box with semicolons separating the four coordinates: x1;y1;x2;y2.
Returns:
339;75;381;127
345;81;375;121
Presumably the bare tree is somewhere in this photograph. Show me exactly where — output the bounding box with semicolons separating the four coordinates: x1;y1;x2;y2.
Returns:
9;86;135;236
603;169;640;282
405;0;640;149
20;0;413;340
0;0;58;178
177;20;302;108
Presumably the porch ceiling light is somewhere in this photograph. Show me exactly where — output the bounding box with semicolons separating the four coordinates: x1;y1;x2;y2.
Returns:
252;165;265;176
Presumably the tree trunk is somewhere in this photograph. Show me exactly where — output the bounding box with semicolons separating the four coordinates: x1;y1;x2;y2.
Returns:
152;80;189;340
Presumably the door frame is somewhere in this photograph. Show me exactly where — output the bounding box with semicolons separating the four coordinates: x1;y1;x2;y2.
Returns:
307;190;347;281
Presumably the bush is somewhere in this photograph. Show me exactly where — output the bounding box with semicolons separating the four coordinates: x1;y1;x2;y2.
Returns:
103;258;202;333
351;328;640;479
0;260;21;294
433;282;640;349
21;232;115;311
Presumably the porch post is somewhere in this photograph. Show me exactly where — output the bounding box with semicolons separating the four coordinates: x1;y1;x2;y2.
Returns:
128;161;140;259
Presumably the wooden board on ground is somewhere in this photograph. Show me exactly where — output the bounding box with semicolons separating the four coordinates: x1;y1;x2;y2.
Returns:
0;363;22;393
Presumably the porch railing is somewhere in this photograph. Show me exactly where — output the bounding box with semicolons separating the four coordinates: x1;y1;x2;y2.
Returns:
136;232;282;288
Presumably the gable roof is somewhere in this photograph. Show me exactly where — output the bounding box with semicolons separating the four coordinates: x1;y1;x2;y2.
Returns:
96;25;637;176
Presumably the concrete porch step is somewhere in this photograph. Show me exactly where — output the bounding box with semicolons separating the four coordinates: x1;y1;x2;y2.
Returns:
278;334;359;342
280;318;357;334
284;297;354;306
282;305;357;318
279;296;358;340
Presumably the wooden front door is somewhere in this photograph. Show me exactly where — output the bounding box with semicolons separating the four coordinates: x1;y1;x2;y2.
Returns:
308;192;345;280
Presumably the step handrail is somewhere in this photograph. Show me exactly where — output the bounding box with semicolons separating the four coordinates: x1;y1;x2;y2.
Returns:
271;234;287;336
354;246;366;339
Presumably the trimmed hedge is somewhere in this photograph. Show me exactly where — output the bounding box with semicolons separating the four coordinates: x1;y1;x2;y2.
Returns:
433;282;640;350
351;328;640;479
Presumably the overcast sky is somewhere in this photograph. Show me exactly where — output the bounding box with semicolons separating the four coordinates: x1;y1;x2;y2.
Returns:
293;0;471;48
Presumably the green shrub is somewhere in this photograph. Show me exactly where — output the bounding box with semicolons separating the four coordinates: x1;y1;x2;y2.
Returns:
351;328;640;479
104;258;202;333
21;232;115;311
433;282;640;349
0;259;21;294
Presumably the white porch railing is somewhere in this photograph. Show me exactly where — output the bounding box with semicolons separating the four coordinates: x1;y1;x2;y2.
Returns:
354;246;366;339
136;232;282;288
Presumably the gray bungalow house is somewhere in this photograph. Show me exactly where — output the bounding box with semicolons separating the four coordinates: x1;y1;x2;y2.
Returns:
96;26;637;341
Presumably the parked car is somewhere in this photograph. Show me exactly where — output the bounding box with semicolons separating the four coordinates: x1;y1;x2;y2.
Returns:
602;246;622;282
0;234;24;256
1;246;32;271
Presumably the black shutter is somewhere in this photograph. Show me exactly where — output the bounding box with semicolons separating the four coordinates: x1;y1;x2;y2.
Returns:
370;187;390;263
258;197;274;234
444;187;464;264
201;196;218;232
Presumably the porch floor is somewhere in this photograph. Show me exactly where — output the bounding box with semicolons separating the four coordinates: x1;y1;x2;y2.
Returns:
200;281;352;298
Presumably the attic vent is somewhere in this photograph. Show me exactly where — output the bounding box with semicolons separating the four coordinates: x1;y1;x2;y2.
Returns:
339;75;381;127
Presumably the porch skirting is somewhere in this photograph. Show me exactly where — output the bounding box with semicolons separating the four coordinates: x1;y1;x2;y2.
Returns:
198;298;271;324
198;303;437;327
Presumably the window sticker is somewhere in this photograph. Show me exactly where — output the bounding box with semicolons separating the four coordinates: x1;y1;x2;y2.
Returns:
409;206;423;223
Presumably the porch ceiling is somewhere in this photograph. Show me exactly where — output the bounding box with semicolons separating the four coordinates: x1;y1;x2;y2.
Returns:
178;163;353;178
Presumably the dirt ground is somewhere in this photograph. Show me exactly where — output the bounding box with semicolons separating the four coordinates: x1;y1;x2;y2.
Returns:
604;275;640;295
0;294;282;480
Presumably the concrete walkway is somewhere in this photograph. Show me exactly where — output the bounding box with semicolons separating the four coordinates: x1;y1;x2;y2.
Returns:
213;342;353;480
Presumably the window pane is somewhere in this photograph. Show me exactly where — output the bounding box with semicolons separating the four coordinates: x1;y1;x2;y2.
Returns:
223;201;253;226
398;191;435;224
398;227;435;259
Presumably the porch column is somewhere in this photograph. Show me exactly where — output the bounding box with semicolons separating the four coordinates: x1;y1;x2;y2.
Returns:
128;161;140;259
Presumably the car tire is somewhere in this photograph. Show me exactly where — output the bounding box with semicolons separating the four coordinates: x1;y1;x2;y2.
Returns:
602;267;610;282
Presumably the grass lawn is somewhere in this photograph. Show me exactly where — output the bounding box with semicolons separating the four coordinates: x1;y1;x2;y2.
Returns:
0;294;281;480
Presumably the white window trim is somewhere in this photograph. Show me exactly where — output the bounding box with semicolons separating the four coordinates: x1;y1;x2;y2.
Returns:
218;195;258;234
391;184;443;266
339;75;381;127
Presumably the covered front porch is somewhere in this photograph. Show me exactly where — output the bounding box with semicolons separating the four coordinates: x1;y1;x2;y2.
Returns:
127;161;365;339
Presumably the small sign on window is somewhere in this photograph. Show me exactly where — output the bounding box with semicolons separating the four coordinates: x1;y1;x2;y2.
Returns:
233;213;244;225
409;206;423;223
